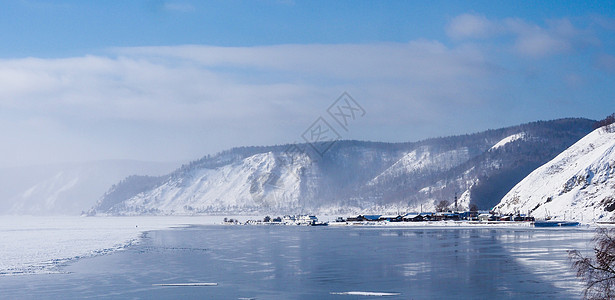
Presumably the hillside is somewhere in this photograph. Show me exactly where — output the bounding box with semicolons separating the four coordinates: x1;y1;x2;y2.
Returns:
90;118;596;215
0;160;177;215
494;124;615;221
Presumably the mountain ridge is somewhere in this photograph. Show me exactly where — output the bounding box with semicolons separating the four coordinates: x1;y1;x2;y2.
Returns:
1;160;179;215
90;118;596;216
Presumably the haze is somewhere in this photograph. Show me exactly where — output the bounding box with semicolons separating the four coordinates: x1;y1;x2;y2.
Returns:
0;0;614;167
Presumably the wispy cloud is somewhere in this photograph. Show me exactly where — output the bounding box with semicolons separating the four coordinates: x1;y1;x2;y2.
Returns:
446;14;500;40
447;14;599;57
0;41;497;128
163;2;195;12
0;42;499;165
115;42;493;80
0;14;611;166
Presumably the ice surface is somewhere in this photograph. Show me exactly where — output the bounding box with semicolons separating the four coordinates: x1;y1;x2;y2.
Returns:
0;216;224;275
152;283;218;286
0;224;594;299
330;291;401;296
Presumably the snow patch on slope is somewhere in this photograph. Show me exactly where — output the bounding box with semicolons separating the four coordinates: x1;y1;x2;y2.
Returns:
495;125;615;221
490;133;525;151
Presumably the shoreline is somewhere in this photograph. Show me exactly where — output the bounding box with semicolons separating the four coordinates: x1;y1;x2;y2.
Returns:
0;215;599;277
224;220;597;229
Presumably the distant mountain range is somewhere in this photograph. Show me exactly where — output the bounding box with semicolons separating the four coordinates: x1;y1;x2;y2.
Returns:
495;123;615;222
89;118;596;216
0;160;177;215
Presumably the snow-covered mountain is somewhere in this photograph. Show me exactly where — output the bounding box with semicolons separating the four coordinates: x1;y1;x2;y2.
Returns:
92;118;596;215
0;160;178;215
97;152;313;215
494;124;615;222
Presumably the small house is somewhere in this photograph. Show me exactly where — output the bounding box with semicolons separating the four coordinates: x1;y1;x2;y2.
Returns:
478;214;492;221
379;215;403;222
346;215;366;222
363;215;381;222
499;215;512;221
403;213;424;222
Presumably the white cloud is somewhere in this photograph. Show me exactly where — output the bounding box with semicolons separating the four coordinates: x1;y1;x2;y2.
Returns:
162;2;195;12
504;18;598;57
446;14;499;39
116;41;493;81
448;14;598;57
0;16;607;167
505;19;572;57
0;42;499;166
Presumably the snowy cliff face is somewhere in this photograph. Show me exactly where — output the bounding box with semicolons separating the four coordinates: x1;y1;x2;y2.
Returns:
494;124;615;221
93;152;316;215
92;118;596;215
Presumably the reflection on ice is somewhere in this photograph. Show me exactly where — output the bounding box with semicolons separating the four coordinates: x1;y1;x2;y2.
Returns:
401;261;430;277
495;228;593;295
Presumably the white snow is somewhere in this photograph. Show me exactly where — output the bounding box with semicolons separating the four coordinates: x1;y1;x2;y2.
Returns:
369;147;469;186
490;133;525;151
0;216;223;276
112;152;311;215
495;125;615;221
455;188;472;211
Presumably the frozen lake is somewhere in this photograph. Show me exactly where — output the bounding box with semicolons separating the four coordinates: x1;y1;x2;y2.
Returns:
0;220;594;299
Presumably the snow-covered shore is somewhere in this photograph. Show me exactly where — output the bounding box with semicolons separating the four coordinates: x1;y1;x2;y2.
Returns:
0;216;226;276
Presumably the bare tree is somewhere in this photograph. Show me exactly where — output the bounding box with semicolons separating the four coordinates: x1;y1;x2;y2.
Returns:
569;227;615;299
594;113;615;131
435;200;449;212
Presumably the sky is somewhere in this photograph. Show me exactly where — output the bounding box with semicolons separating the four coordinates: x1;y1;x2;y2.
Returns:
0;0;614;167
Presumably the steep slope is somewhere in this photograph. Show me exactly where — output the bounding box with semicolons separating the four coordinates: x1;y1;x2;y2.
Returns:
92;118;595;215
362;118;596;211
93;152;315;215
494;124;615;221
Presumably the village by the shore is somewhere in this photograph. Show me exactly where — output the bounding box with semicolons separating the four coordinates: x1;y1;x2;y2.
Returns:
223;211;583;227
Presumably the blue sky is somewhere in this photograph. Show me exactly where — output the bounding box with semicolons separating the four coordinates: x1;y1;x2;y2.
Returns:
2;1;612;56
0;0;614;166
